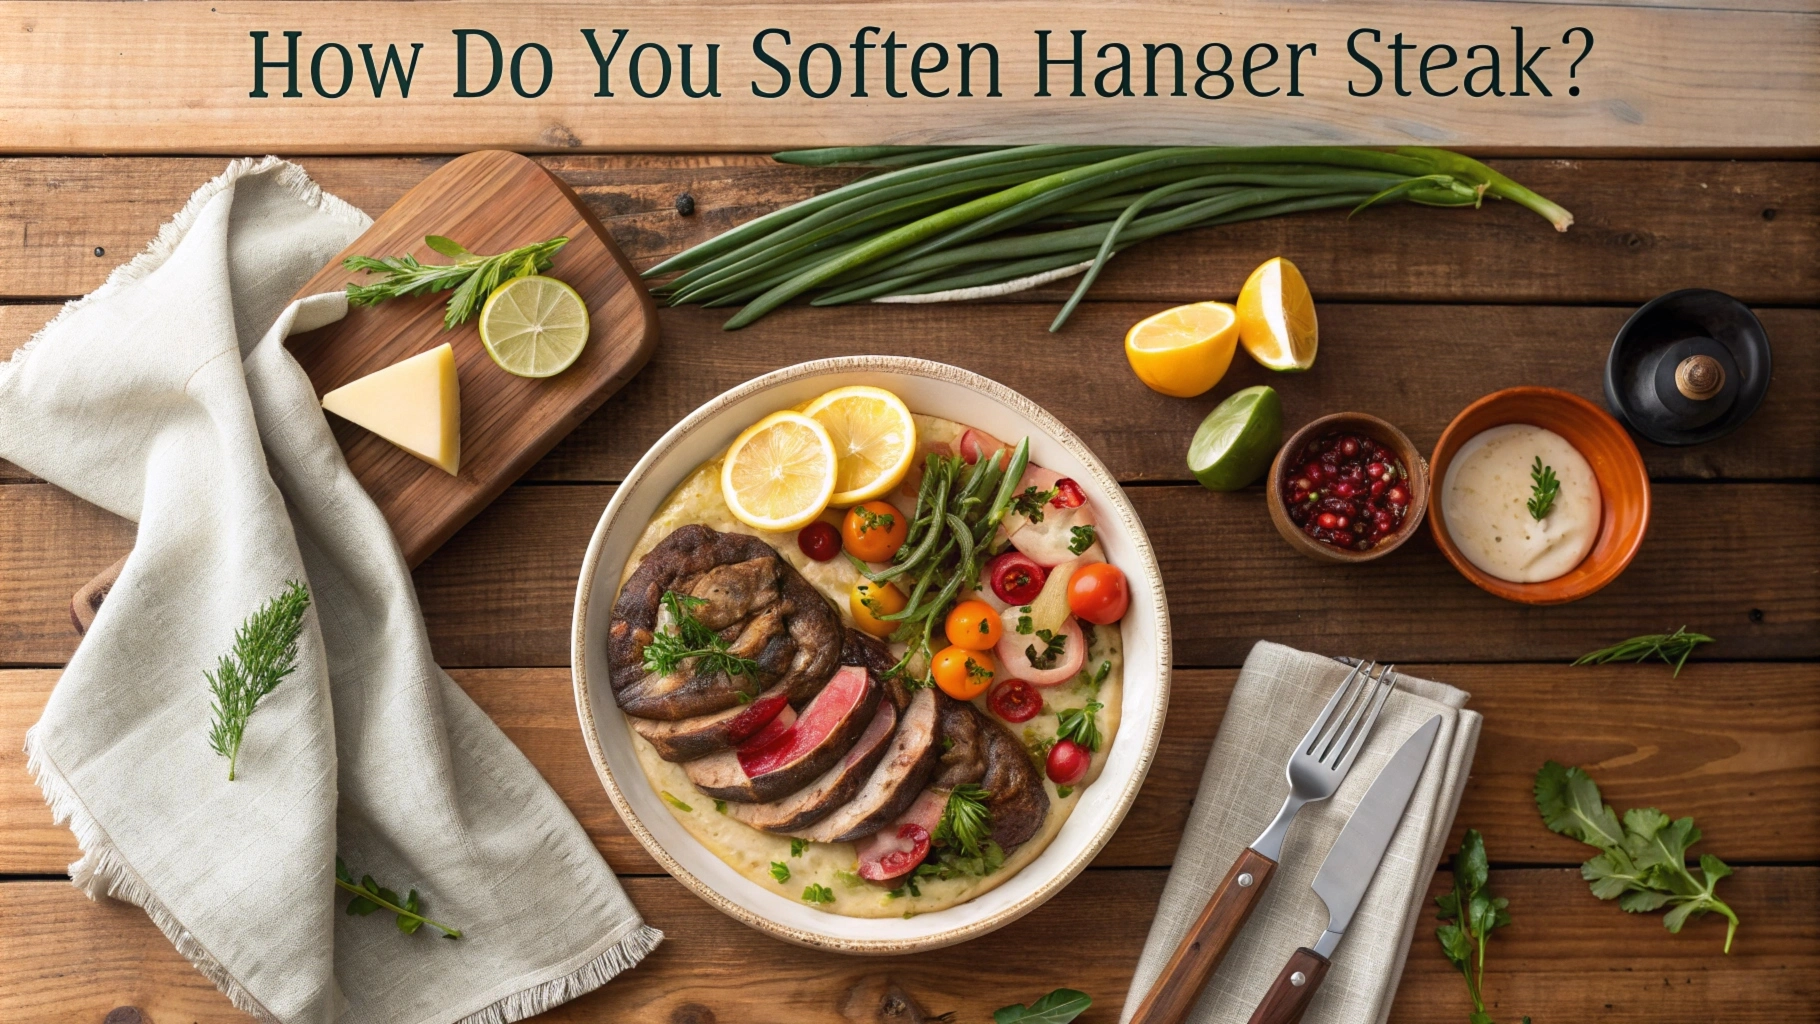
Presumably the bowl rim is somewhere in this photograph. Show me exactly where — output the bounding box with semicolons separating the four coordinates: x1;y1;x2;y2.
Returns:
569;355;1173;953
1428;385;1651;604
1267;411;1431;563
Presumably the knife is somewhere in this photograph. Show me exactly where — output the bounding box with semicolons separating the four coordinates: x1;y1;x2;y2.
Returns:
1245;713;1443;1024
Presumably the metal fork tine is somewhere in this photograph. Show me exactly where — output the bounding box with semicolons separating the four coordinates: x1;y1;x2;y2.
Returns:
1299;661;1365;757
1320;662;1388;766
1313;660;1375;760
1331;664;1399;773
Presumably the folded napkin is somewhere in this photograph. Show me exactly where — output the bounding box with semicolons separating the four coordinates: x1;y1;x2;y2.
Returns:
0;158;657;1024
1121;641;1481;1024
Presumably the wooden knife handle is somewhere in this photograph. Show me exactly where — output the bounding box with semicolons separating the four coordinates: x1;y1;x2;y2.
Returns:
71;555;126;635
1126;847;1279;1024
1245;947;1332;1024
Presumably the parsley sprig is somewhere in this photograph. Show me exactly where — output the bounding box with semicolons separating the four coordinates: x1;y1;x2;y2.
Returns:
1067;524;1097;555
345;234;569;330
207;580;311;782
1434;830;1526;1024
1024;629;1068;670
1526;456;1559;520
642;591;762;684
852;505;896;534
335;857;461;939
1573;626;1714;677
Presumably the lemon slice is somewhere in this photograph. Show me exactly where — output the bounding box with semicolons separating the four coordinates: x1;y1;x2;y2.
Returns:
1123;301;1240;398
801;385;917;505
721;411;838;531
1236;257;1318;371
477;275;590;378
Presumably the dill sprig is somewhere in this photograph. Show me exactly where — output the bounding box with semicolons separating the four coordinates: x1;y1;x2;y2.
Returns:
344;234;568;330
335;857;461;939
206;580;311;781
1573;627;1715;677
642;591;763;682
936;783;993;858
1527;456;1560;520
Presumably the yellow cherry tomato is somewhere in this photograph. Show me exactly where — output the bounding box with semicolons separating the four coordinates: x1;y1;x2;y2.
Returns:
841;500;909;562
932;646;995;700
944;599;1004;651
848;579;906;638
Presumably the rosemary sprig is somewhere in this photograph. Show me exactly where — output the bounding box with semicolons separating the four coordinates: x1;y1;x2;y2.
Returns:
1573;627;1715;677
344;234;568;330
206;580;311;781
642;591;762;682
1527;456;1560;520
936;783;993;858
335;857;461;939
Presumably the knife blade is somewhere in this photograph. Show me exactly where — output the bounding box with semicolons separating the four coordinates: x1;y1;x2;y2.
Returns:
1245;713;1443;1024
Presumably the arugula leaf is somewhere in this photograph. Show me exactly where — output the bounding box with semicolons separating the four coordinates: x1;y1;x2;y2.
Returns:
994;988;1091;1024
1534;761;1740;952
1433;831;1521;1024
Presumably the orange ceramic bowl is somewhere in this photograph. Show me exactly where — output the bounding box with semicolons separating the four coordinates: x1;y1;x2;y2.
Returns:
1430;387;1650;604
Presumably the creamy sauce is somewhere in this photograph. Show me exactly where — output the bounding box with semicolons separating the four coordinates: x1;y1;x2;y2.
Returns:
1441;423;1601;583
619;415;1122;917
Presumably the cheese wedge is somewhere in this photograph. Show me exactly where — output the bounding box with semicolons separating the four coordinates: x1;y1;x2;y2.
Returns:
320;344;461;475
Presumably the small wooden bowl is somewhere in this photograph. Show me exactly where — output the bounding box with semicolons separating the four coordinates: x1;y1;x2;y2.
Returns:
1267;412;1430;564
1430;387;1651;605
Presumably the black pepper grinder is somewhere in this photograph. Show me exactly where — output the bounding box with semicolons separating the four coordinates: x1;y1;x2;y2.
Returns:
1603;288;1772;446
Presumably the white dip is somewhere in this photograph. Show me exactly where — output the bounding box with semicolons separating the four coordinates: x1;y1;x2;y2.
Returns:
1441;423;1601;583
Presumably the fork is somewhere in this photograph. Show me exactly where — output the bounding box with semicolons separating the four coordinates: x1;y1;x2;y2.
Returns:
1126;660;1399;1024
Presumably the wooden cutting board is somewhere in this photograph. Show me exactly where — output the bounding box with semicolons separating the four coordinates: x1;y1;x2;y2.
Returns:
71;150;658;632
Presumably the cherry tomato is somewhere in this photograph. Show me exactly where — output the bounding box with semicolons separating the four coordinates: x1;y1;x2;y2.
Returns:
988;678;1043;723
1067;563;1129;625
848;580;906;638
944;599;1004;651
1047;738;1090;786
987;551;1048;604
931;645;995;700
796;520;840;561
842;501;909;562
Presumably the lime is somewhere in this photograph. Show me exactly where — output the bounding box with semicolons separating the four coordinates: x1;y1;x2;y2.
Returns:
1188;385;1283;491
477;275;590;378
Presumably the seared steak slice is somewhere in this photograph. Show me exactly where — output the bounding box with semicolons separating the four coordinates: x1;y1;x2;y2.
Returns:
976;710;1051;852
842;629;912;712
685;666;881;803
777;582;843;707
726;699;898;833
931;694;987;790
629;684;790;762
685;556;780;629
791;687;941;844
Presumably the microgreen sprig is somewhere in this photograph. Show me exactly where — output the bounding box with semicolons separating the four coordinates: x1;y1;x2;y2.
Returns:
642;591;763;684
1573;627;1714;677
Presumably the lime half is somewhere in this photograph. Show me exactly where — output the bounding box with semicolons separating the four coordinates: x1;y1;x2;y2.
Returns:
1188;385;1283;491
478;275;590;378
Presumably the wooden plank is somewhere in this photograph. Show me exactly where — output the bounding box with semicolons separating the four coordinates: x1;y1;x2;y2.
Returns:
0;868;1811;1023
2;480;1814;668
3;661;1813;875
7;299;1817;487
2;156;1815;305
1;3;1816;152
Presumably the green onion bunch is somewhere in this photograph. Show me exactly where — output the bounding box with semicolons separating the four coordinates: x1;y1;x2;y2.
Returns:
643;145;1573;332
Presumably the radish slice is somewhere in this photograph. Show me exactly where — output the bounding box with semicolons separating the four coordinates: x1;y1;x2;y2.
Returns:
856;788;946;882
998;465;1061;537
958;428;1009;467
995;612;1087;686
1000;465;1101;566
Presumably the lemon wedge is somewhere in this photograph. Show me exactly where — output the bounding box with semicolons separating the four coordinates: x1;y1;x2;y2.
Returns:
478;275;590;378
1124;301;1240;398
801;385;917;505
720;410;838;531
1236;257;1318;371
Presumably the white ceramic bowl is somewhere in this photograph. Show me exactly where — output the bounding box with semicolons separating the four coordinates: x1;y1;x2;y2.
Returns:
571;356;1171;953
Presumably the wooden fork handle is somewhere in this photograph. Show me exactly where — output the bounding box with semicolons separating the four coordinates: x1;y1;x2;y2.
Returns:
1126;847;1279;1024
1245;947;1332;1024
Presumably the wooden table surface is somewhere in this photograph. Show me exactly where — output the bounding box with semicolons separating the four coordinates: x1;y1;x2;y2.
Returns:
0;153;1815;1023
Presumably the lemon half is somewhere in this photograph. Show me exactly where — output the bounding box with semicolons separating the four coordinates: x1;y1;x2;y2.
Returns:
1236;257;1318;371
720;410;838;532
1124;301;1240;398
801;385;917;505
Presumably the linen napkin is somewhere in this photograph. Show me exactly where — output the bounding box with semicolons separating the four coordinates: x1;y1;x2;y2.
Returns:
1121;641;1481;1024
0;157;658;1024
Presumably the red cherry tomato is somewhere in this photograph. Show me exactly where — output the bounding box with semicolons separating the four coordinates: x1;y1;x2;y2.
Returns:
987;551;1048;604
944;600;1003;651
842;501;909;562
1067;563;1129;625
1047;738;1090;786
797;521;840;561
988;678;1043;723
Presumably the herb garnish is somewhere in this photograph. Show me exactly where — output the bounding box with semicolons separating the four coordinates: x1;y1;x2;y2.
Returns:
1573;627;1714;677
1055;700;1103;752
1535;761;1739;952
1011;485;1058;523
1434;830;1523;1024
769;861;791;883
1016;611;1034;635
336;857;461;939
345;235;569;330
207;580;311;782
790;838;808;857
993;988;1091;1024
714;799;727;814
1023;726;1056;771
853;505;896;534
642;591;763;682
1526;456;1559;520
936;784;993;858
1025;629;1067;670
660;791;692;812
801;883;835;905
1068;524;1097;555
887;876;922;899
